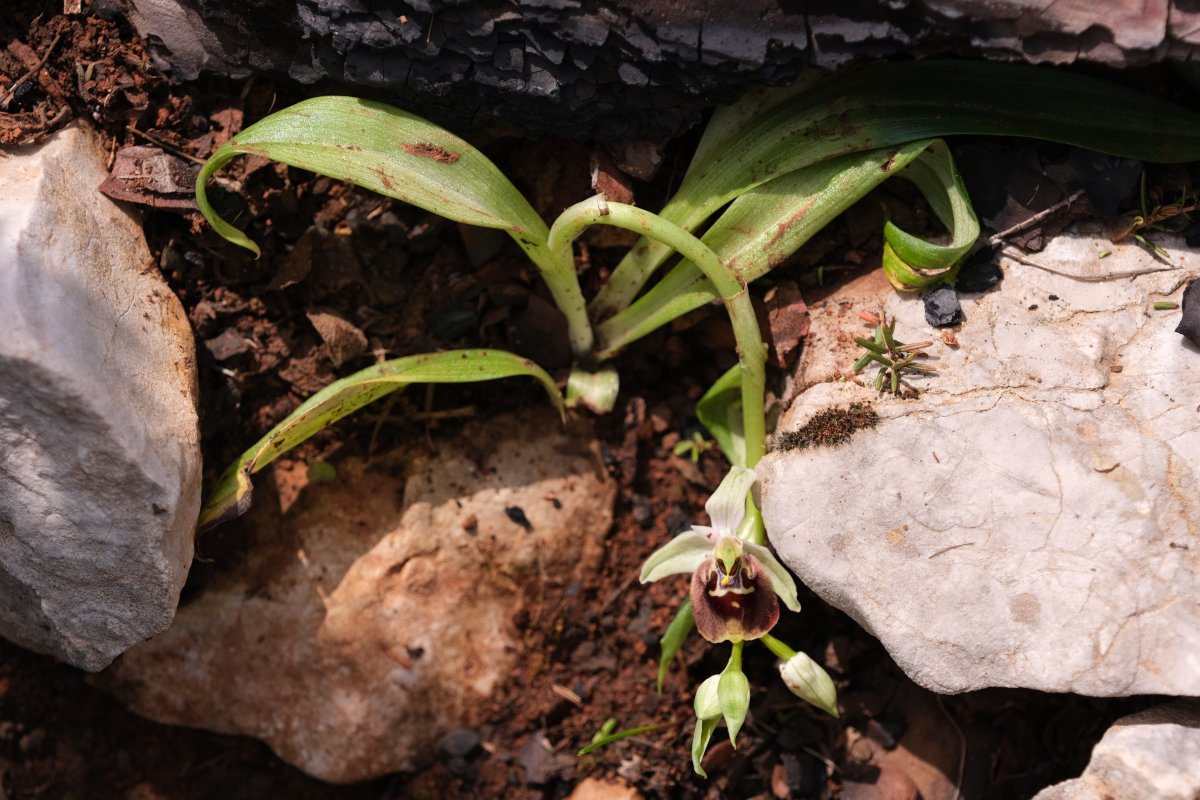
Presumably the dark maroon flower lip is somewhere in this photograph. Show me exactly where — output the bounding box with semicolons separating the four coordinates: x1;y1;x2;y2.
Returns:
690;553;781;643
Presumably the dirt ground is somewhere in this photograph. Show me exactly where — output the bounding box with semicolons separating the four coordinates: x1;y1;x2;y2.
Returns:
0;5;1177;799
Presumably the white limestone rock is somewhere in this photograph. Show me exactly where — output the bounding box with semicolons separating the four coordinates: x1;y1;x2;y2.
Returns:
1033;701;1200;800
100;410;614;783
0;124;201;671
761;230;1200;695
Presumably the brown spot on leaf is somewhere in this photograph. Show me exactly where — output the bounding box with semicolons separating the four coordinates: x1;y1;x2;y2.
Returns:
768;201;815;247
403;142;461;163
373;167;396;191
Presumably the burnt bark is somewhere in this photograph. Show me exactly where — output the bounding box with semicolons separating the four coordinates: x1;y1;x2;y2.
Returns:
125;0;1200;141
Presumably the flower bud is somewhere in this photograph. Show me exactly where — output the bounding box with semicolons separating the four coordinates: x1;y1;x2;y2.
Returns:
779;651;839;717
694;674;722;720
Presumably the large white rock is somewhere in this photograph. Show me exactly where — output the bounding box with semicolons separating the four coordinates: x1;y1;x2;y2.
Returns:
1033;701;1200;800
0;124;201;671
100;410;614;783
761;230;1200;695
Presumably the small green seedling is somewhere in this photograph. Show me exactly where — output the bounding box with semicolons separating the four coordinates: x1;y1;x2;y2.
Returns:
673;432;715;463
1116;172;1199;261
576;719;666;757
851;311;936;395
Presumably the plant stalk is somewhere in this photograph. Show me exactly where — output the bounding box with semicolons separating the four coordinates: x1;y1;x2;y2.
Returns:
549;196;768;466
524;245;594;356
759;633;797;660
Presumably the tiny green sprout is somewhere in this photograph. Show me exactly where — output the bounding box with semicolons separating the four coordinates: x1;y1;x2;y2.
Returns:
1132;232;1173;261
576;719;664;756
1153;301;1181;311
673;431;715;463
1099;249;1113;259
851;310;936;396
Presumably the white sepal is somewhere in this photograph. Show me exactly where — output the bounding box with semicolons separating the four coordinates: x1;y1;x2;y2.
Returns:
743;540;801;612
703;465;756;536
639;531;712;583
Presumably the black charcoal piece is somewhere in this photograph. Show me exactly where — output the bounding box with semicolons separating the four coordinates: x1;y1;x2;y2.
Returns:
1068;150;1143;217
923;286;962;327
1176;277;1200;347
955;248;1004;293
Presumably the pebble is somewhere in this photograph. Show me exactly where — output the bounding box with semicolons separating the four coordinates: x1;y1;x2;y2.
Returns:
438;728;481;758
922;285;963;327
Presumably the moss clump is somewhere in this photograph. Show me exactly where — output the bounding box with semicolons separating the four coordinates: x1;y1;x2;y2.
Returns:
773;402;879;451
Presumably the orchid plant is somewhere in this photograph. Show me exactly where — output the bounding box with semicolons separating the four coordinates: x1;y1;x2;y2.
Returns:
194;59;1200;775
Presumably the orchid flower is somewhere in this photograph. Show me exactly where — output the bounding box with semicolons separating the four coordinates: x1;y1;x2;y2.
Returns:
639;467;800;643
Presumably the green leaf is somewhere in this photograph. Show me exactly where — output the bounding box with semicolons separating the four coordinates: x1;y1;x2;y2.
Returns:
576;722;664;756
198;349;563;530
684;72;824;183
695;365;745;468
196;96;549;258
691;716;720;778
881;140;980;289
593;59;1200;317
657;598;696;693
194;97;597;356
596;143;933;354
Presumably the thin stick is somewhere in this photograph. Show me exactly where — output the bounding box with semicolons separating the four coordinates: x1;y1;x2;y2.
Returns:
1000;246;1177;281
126;124;208;165
0;33;61;110
987;189;1085;245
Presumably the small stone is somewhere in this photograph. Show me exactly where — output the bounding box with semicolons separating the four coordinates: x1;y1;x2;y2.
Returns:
438;728;481;758
922;286;962;327
954;249;1004;293
204;329;251;361
445;756;477;781
306;309;368;367
566;777;643;800
518;732;555;785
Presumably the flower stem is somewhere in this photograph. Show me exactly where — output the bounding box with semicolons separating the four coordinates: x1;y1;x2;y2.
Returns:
549;196;768;467
760;633;797;661
728;640;744;671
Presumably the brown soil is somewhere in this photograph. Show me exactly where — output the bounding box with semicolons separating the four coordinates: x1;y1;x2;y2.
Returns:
0;5;1165;800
